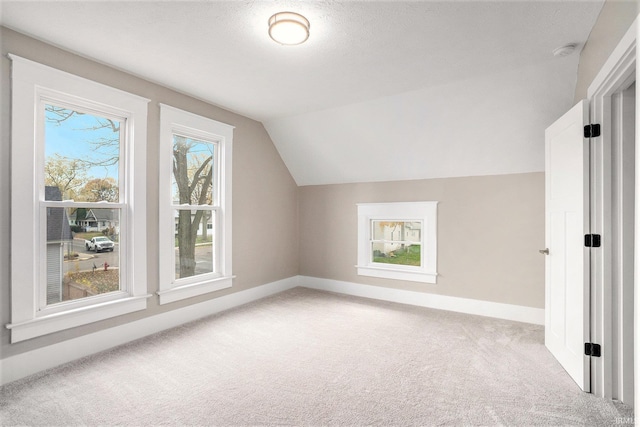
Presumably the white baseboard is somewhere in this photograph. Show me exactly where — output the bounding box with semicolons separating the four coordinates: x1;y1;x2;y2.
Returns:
299;276;545;325
0;276;299;386
1;275;544;386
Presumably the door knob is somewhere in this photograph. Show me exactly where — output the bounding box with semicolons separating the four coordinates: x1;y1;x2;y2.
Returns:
539;248;549;255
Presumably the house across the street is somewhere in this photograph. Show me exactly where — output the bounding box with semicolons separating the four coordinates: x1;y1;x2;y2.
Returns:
69;208;119;233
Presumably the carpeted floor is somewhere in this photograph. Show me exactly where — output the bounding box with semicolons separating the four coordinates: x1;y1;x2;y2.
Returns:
0;287;634;426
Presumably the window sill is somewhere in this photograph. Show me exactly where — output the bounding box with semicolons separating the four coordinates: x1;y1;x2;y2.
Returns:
356;265;438;284
6;294;152;343
157;275;234;305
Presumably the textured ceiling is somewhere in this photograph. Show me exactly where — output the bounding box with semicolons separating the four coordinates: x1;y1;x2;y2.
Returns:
1;1;605;185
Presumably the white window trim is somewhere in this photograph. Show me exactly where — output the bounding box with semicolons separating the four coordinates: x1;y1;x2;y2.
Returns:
7;54;150;343
356;202;438;283
158;104;234;305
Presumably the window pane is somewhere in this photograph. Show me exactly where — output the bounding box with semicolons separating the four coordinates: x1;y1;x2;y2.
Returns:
175;209;215;279
371;220;422;267
44;104;120;202
371;221;422;243
372;243;421;267
46;207;120;305
172;136;215;205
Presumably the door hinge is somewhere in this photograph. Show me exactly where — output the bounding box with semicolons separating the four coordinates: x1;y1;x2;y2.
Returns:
585;343;601;357
584;124;601;138
584;234;601;248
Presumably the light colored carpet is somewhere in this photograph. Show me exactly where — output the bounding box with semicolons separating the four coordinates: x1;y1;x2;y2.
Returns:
0;287;634;426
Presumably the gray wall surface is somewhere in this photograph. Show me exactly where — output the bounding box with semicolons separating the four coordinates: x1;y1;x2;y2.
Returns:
298;173;546;308
296;0;640;311
0;27;299;359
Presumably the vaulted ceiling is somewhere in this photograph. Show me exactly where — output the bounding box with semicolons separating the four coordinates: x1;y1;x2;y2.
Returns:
1;1;604;185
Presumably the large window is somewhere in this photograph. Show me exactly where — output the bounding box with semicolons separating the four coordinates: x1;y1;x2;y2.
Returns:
8;55;149;343
357;202;438;283
158;104;233;304
44;104;122;305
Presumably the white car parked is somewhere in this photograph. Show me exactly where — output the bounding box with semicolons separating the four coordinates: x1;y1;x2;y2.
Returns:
85;236;115;253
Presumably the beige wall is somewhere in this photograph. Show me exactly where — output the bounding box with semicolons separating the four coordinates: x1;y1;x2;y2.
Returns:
299;173;545;308
0;27;299;359
574;0;639;102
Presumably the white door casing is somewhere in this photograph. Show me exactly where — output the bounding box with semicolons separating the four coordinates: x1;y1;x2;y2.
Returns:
611;83;635;406
587;15;637;402
545;100;591;392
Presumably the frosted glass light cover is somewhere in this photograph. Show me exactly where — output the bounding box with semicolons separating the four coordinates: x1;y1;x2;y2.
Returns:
269;12;310;45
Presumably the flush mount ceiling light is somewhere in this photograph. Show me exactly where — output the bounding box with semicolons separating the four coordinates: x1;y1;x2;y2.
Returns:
268;12;310;45
553;43;577;57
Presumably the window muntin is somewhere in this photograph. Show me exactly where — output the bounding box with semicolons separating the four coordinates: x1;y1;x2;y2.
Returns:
158;104;233;304
357;202;438;284
8;54;149;343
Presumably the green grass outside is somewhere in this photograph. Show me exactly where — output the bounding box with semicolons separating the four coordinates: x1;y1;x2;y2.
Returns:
373;245;421;266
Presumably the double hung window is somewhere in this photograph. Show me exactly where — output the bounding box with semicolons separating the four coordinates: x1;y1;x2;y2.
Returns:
8;55;149;343
158;105;233;304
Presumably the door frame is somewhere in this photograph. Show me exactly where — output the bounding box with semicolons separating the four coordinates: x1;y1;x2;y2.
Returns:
611;83;636;405
586;14;638;410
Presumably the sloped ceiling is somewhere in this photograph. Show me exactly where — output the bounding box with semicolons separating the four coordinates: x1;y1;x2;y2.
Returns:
0;1;604;185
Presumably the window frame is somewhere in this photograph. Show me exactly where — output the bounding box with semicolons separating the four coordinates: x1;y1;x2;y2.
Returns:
356;202;438;283
8;55;150;343
38;98;127;315
158;104;234;305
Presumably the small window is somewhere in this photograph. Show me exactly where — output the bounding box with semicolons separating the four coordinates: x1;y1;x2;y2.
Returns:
357;202;438;283
158;104;234;304
371;221;422;267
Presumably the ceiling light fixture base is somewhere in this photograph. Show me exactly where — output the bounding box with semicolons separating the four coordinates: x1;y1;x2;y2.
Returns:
553;43;578;57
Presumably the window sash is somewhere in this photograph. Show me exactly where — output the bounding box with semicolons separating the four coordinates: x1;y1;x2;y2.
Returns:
39;92;128;311
37;203;127;315
171;131;220;207
38;97;128;204
173;207;219;283
38;95;129;313
170;132;221;285
369;218;424;268
158;104;233;305
369;218;423;263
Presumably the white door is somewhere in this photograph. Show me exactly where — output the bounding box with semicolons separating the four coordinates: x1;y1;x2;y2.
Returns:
544;100;590;391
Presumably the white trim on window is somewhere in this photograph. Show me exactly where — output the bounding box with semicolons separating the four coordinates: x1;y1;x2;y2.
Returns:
7;54;150;343
356;202;438;283
158;104;234;305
